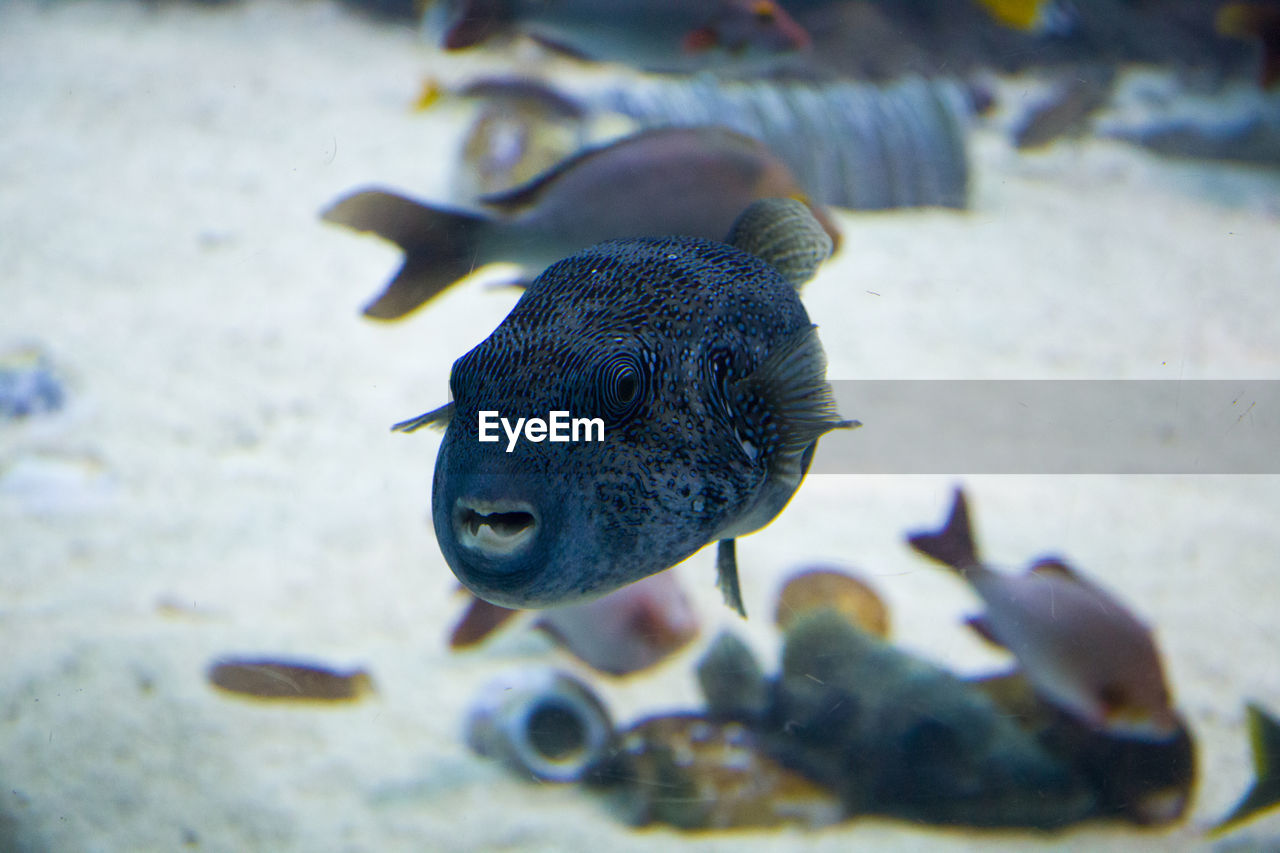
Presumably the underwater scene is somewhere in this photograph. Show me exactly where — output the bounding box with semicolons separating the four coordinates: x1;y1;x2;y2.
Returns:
3;0;1280;849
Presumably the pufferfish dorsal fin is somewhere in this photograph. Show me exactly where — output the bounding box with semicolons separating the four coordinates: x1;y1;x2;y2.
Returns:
726;198;833;288
729;324;859;463
392;401;454;433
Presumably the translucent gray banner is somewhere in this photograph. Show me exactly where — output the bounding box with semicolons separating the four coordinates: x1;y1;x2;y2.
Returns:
814;381;1279;474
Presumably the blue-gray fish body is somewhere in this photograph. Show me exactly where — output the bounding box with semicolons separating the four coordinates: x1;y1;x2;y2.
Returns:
407;200;850;613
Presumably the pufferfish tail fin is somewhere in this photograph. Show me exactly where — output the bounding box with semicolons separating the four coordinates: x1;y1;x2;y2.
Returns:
727;198;833;288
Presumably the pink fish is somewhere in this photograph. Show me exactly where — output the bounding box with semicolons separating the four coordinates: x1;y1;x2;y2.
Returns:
450;571;699;676
908;487;1178;741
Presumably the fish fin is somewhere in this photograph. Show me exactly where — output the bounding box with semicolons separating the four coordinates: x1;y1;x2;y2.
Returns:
441;0;510;49
392;401;454;433
716;539;747;618
1211;702;1280;834
1028;557;1078;580
906;487;980;571
450;594;521;648
321;188;490;319
730;324;855;464
412;77;443;112
964;614;1006;648
726;198;833;288
476;131;641;213
1029;556;1121;603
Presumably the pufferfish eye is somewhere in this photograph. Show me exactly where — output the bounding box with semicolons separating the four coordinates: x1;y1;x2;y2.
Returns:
597;349;650;423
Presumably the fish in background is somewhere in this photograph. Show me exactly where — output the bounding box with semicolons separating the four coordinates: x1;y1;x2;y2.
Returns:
423;0;811;70
451;76;591;200
1013;65;1117;149
975;0;1074;33
1212;702;1280;835
449;571;700;676
1217;2;1280;88
322;126;839;320
907;487;1179;741
769;608;1096;826
394;199;854;617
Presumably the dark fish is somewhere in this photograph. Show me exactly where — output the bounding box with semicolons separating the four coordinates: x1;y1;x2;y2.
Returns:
771;608;1094;826
696;630;770;722
396;198;855;616
1213;702;1280;835
1217;3;1280;88
908;488;1178;741
428;0;810;70
207;658;375;702
322;126;838;320
1013;65;1117;150
972;670;1196;826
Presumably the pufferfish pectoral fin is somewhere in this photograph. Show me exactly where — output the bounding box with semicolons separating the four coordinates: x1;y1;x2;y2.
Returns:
732;323;858;464
716;538;747;619
391;401;455;433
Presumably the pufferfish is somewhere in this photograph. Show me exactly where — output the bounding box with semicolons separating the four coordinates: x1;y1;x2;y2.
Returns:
395;199;855;617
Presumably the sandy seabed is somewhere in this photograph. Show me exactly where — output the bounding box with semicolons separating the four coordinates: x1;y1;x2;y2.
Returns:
2;1;1279;850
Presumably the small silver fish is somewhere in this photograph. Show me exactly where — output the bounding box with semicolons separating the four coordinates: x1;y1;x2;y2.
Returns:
907;487;1178;741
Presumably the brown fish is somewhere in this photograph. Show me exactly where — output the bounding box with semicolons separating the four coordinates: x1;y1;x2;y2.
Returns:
430;0;810;71
207;658;375;702
321;126;839;320
1217;3;1280;88
907;488;1177;741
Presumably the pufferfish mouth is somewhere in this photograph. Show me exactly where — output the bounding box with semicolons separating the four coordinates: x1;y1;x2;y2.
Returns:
453;498;538;556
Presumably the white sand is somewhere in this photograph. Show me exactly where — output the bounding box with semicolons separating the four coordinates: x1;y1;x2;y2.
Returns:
2;1;1279;850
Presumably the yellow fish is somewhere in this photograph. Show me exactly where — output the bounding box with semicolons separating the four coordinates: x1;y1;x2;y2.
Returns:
976;0;1054;31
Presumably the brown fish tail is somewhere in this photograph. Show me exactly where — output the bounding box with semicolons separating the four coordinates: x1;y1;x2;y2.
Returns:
450;593;521;648
907;487;980;571
321;188;490;320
